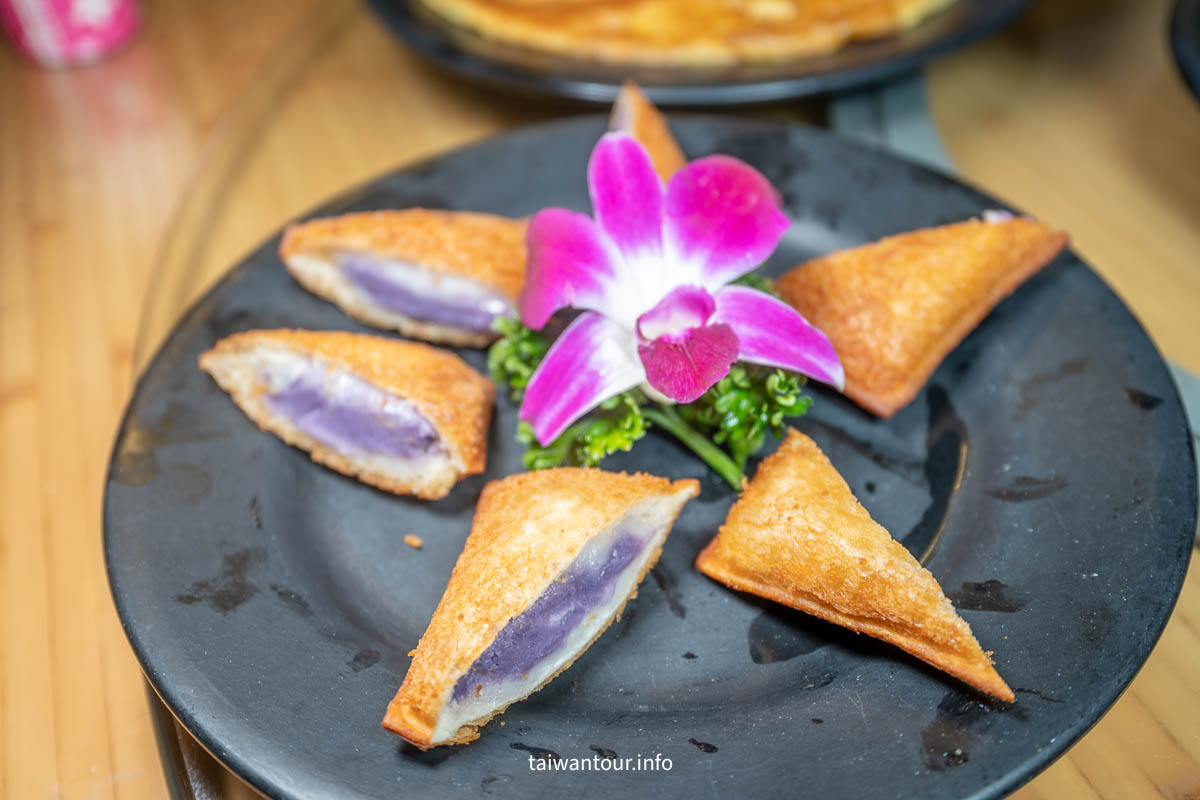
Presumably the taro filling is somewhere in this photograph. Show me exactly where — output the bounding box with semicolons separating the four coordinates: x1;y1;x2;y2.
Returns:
265;372;441;459
340;254;511;333
451;532;648;702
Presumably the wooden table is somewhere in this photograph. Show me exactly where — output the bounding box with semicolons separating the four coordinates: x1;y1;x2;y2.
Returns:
2;0;1196;797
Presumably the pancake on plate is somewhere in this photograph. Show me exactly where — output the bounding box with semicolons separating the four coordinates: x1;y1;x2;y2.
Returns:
418;0;958;66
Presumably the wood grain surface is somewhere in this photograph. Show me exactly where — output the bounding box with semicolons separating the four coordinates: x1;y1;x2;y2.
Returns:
1;0;1196;797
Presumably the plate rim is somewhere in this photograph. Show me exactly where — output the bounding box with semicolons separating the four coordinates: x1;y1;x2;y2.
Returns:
104;113;1198;800
1171;0;1200;103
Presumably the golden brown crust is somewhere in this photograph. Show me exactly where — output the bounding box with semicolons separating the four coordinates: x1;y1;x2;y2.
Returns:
777;216;1068;418
418;0;957;66
383;468;699;747
609;82;686;182
198;329;494;498
387;539;664;748
696;430;1013;702
280;209;528;301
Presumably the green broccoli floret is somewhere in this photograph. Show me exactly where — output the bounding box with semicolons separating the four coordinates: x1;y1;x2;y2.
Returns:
486;296;816;491
679;364;813;471
487;316;550;403
518;391;647;469
731;270;782;298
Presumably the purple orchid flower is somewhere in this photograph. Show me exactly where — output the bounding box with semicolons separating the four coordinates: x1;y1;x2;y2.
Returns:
517;133;844;446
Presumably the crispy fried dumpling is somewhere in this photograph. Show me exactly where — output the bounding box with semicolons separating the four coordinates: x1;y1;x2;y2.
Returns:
384;468;699;747
697;429;1013;702
777;214;1067;418
199;329;493;499
281;210;528;347
609;81;686;182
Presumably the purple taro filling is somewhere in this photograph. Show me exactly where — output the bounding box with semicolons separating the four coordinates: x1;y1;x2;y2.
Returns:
451;532;648;702
340;255;511;333
266;375;441;458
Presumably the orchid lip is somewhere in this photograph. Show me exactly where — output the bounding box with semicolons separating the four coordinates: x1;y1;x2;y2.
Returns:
635;285;715;342
638;322;739;403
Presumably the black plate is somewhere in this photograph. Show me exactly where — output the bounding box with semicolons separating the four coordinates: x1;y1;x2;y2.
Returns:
1172;0;1200;102
105;115;1196;800
365;0;1032;105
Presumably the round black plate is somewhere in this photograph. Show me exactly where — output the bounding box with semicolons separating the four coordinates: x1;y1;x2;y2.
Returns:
365;0;1032;105
1172;0;1200;102
105;115;1196;800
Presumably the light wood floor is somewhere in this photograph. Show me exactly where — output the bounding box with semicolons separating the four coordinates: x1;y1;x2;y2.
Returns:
1;0;1197;798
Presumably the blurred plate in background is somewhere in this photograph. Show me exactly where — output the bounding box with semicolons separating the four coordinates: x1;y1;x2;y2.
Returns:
365;0;1032;106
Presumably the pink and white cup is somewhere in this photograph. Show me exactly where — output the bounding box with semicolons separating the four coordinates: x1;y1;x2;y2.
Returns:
0;0;139;67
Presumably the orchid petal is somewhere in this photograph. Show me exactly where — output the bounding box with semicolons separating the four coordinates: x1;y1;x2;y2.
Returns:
519;208;624;330
635;284;715;341
589;133;664;265
664;156;790;289
712;285;845;390
520;312;645;445
638;323;739;404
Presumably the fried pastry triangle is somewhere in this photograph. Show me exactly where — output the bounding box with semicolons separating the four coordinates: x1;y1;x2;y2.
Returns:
384;468;700;748
609;81;686;182
280;209;528;347
199;329;493;499
696;429;1013;702
777;215;1068;418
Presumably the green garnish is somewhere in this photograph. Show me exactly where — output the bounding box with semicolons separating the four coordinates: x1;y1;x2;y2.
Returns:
731;271;782;298
518;391;647;470
678;365;812;472
487;274;815;490
487;316;550;403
